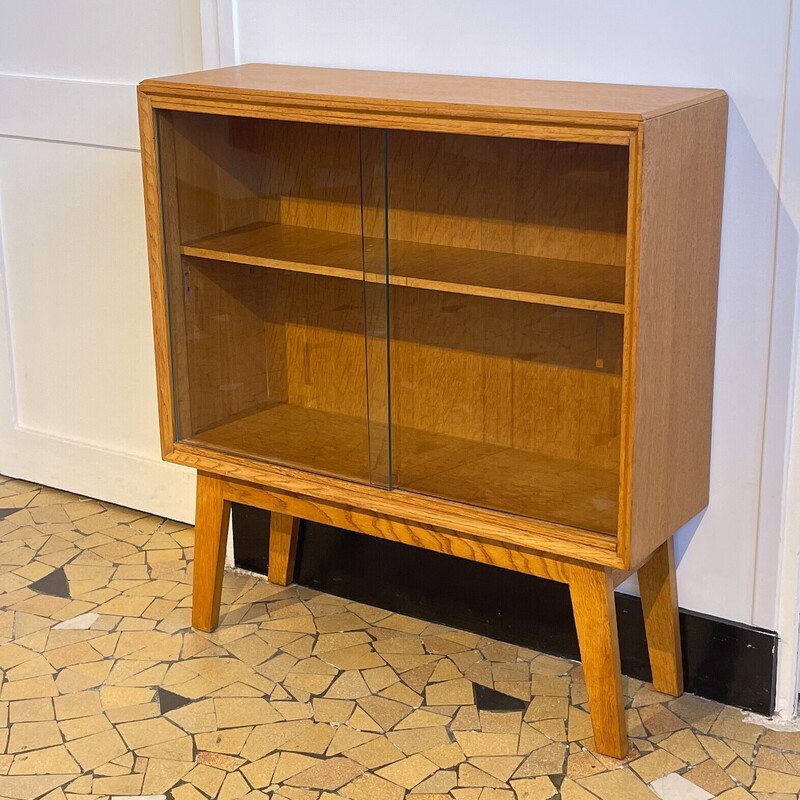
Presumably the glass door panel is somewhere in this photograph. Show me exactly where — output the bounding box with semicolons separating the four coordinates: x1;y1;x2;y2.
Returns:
385;131;629;534
155;111;388;485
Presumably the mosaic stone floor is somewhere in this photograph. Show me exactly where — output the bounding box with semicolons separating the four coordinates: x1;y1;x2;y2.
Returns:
0;475;799;800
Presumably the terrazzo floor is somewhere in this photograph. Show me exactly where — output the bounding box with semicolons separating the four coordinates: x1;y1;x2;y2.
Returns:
0;474;798;800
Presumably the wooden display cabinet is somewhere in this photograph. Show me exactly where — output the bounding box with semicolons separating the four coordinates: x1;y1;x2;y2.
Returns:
138;65;727;758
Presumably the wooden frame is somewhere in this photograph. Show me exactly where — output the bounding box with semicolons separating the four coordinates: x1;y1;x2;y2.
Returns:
138;65;727;758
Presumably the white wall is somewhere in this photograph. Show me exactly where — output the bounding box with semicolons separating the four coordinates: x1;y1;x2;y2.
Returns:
1;0;799;700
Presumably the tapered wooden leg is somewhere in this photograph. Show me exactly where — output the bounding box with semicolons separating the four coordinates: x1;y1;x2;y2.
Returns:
268;512;300;586
638;539;683;696
569;564;628;758
192;473;231;632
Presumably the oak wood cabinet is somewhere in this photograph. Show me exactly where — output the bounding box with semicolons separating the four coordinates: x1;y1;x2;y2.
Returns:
138;65;727;758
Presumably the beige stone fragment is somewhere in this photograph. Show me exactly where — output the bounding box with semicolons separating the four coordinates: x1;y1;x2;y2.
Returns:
348;706;382;732
318;644;386;671
92;773;145;794
699;733;738;768
509;776;558;799
566;750;606;779
0;774;77;798
1;674;58;700
760;729;800;753
54;690;102;720
326;725;378;756
135;734;194;762
7;720;62;753
751;767;800;794
358;695;412;730
478;711;521;735
686;758;737;794
728;756;756;786
456;732;520;757
394;709;452;729
341;771;405;800
529;675;570;698
429;658;463;683
9;744;81;775
240;720;314;761
457;762;507;788
468;756;523;782
171;781;210;800
139;756;193;794
241;752;280;788
377;753;438;789
324;671;371;700
657;728;707;765
580;768;659;799
347;736;405;768
529;718;566;742
196;751;245;771
195;726;252;755
567;707;593;742
401;662;438;693
412;769;458;793
512;743;566;777
117;716;184;750
518;724;551;756
631;747;685;783
424;678;474;706
184;762;226;796
58;712;112;740
362;665;399;693
710;710;765;745
286;756;364;790
387;726;450;756
214;697;281;728
312;698;354;724
272;751;320;783
282;722;336;755
8;698;54;722
380;681;423;706
216;770;250;800
715;789;759;800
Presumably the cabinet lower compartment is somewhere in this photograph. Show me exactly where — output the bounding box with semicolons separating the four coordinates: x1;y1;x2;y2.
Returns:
186;402;619;534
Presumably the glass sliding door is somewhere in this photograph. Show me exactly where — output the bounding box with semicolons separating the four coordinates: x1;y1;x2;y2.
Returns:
155;111;388;486
384;131;629;534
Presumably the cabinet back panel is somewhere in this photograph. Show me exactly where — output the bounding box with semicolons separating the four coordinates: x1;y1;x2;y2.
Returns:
386;132;629;267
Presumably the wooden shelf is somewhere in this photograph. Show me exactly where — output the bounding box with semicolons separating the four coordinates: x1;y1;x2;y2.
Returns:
187;403;619;534
182;222;626;314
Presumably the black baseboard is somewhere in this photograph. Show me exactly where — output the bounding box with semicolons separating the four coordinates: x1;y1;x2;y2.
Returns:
232;504;778;716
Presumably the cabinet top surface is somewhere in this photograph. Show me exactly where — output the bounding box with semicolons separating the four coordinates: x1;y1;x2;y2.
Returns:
140;63;725;123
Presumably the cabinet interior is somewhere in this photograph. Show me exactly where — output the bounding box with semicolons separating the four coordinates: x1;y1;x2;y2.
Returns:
157;110;629;535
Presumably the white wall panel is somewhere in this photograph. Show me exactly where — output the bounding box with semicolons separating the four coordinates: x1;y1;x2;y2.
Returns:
236;0;792;628
0;0;201;83
0;77;139;149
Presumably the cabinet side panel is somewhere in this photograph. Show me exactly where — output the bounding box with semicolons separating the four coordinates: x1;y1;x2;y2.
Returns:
629;96;728;565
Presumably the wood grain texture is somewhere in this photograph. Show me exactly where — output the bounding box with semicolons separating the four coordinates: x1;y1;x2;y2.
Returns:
628;95;728;566
192;472;232;632
182;221;625;313
568;564;628;758
140;64;725;125
638;538;683;696
169;442;621;567
187;403;620;533
137;91;177;457
268;512;300;585
219;475;573;584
